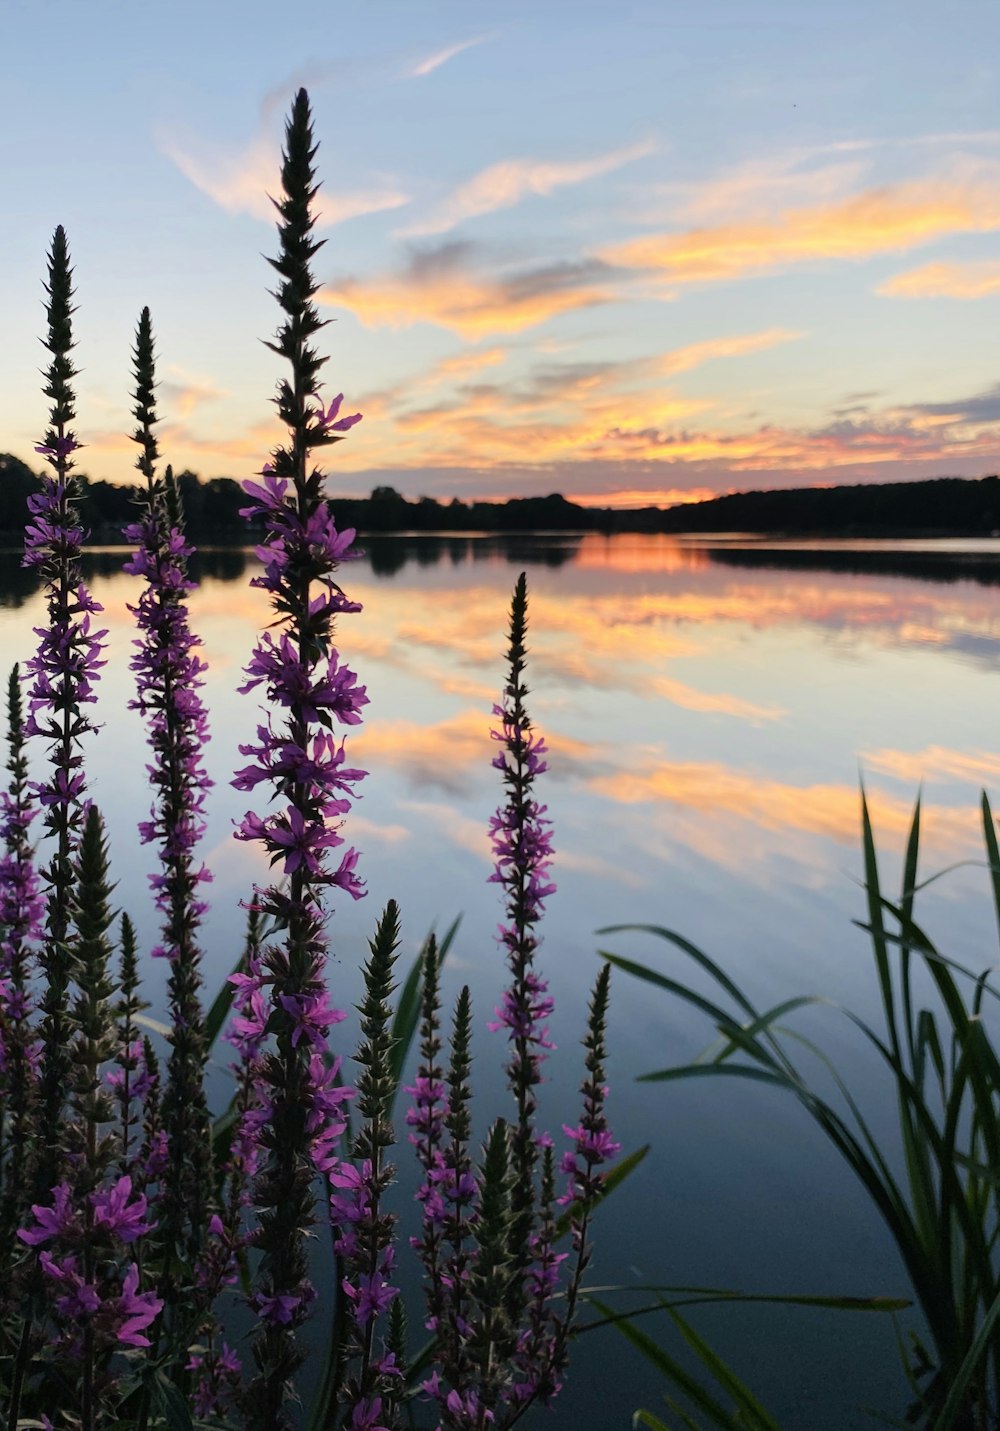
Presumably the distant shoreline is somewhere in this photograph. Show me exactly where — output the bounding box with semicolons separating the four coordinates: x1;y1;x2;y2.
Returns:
4;451;1000;541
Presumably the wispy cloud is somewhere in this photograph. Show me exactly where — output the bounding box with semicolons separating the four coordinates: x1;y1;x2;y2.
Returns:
162;128;410;227
656;329;803;376
863;745;1000;784
399;137;657;237
160;366;228;419
323;242;616;338
604;162;1000;287
408;34;493;78
879;259;1000;299
159;95;410;227
587;756;977;851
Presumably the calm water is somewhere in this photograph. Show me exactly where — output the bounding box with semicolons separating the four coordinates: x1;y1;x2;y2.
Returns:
5;531;1000;1428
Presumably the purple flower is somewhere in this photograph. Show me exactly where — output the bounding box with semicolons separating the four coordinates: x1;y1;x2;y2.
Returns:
349;1396;391;1431
342;1270;398;1326
278;988;347;1047
90;1175;152;1243
18;1181;76;1245
111;1263;162;1348
34;435;79;459
254;1291;303;1325
311;391;363;434
38;1250;101;1319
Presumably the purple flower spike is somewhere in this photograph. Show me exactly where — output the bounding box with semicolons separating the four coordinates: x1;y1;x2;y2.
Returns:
231;90;368;1419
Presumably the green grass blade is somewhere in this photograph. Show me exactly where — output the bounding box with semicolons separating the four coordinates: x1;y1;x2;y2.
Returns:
982;792;1000;957
899;795;921;1072
861;789;902;1068
579;1290;910;1329
133;1012;171;1039
204;945;248;1053
633;1409;683;1431
598;924;760;1019
637;1064;787;1089
931;1282;1000;1431
600;953;751;1041
663;1304;782;1431
591;1299;736;1429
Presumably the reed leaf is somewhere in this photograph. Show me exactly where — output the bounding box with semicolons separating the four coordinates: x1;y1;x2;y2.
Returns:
604;790;1000;1427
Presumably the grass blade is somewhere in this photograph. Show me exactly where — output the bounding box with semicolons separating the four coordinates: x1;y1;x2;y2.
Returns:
591;1298;736;1429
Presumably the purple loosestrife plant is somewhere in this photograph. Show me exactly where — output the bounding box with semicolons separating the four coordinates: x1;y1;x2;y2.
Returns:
231;88;367;1428
25;226;106;1192
548;964;618;1394
124;306;215;1278
109;913;147;1182
17;806;163;1426
0;665;43;1260
332;901;403;1430
407;575;617;1428
487;573;556;1296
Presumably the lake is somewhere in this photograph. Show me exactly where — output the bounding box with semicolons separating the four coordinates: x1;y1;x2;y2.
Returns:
4;530;1000;1429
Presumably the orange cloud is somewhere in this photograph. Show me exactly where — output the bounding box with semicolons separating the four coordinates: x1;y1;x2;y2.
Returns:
863;745;1000;785
570;488;719;509
879;260;1000;299
161;367;228;419
655;328;803;376
649;676;784;721
604;173;1000;285
588;757;976;851
323;267;613;340
352;707;596;792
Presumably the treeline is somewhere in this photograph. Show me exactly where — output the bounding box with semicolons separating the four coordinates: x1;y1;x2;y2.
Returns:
655;473;1000;536
0;454;249;543
3;452;1000;540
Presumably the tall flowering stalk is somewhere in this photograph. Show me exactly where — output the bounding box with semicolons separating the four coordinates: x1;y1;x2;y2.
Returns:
18;807;161;1425
232;87;367;1427
331;901;403;1430
0;665;42;1262
24;226;106;1188
124;306;214;1274
407;574;617;1427
547;965;618;1396
487;573;556;1288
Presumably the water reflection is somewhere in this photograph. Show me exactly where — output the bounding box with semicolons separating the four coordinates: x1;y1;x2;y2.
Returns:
2;531;999;1430
362;531;584;576
709;543;1000;587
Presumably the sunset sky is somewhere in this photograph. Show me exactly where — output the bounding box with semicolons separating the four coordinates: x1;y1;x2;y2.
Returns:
5;0;1000;507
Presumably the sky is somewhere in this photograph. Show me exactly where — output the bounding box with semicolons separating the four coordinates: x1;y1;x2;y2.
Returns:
4;0;1000;507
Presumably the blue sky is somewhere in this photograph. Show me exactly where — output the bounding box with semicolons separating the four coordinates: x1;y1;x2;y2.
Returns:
5;0;1000;505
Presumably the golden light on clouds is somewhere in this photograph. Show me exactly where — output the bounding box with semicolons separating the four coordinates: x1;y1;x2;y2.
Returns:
604;175;1000;285
863;745;1000;785
649;676;784;721
322;269;614;339
879;259;1000;299
655;328;803;375
588;757;976;851
570;487;719;509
